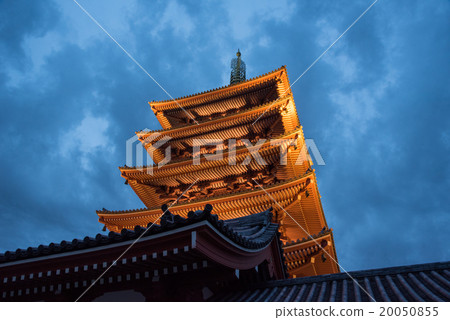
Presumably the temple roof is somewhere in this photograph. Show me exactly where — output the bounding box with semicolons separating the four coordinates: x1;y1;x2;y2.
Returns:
98;172;315;215
0;206;289;301
150;66;288;107
0;205;280;265
148;66;292;129
139;94;297;135
117;129;310;208
210;261;450;302
97;172;327;241
120;127;304;171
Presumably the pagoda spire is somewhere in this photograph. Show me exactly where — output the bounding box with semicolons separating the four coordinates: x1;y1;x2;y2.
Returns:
230;49;246;85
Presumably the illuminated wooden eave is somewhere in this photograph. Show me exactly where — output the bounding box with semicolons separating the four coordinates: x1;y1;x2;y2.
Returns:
283;231;339;275
97;172;315;217
99;172;330;250
119;127;305;177
283;228;333;249
328;230;340;272
150;66;290;111
137;94;296;139
283;232;332;261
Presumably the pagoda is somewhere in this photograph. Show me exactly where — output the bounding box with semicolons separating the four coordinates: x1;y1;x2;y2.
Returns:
97;51;339;278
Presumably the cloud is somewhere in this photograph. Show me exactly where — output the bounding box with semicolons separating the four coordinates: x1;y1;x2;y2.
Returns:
314;19;359;84
310;0;450;271
59;113;113;171
222;0;296;40
313;13;398;144
0;0;59;64
150;1;195;40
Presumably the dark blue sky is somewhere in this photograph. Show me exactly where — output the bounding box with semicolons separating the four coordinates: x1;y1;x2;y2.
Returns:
0;0;448;272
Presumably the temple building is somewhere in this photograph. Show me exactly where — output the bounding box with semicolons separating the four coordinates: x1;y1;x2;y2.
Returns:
98;50;339;278
0;52;448;302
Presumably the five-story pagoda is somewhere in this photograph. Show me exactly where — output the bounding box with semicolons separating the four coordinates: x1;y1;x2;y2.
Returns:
97;51;339;278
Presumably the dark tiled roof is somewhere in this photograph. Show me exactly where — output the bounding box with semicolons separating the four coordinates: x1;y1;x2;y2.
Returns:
0;205;280;265
210;261;450;302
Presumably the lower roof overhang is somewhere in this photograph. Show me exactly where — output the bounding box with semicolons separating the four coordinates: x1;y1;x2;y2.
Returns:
0;220;285;301
283;230;340;277
97;173;321;232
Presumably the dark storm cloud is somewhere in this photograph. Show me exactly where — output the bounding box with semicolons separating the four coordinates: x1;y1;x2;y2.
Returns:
0;0;448;272
306;1;450;269
0;0;59;68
